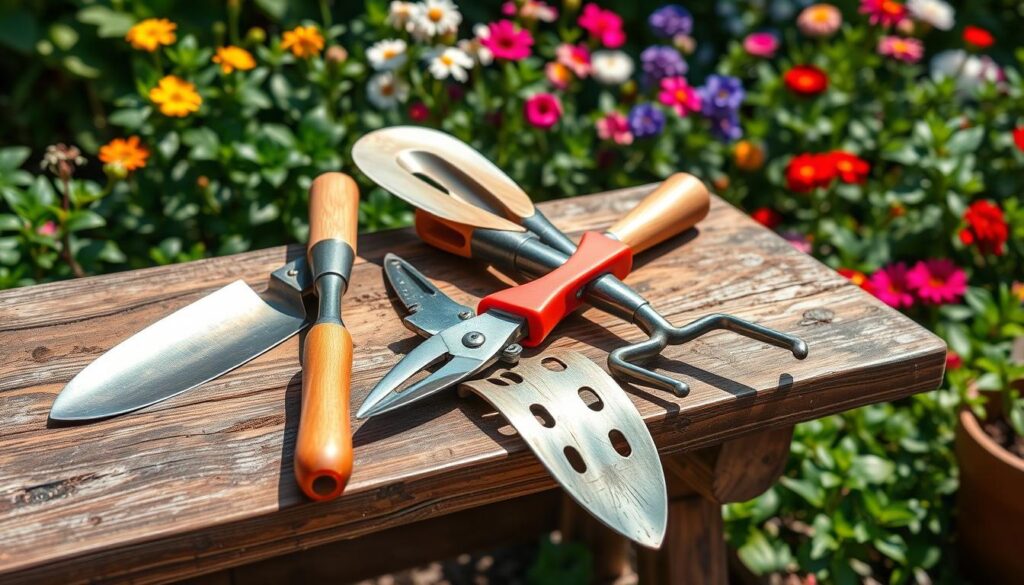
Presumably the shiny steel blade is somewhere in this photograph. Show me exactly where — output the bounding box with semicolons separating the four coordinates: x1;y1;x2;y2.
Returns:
461;351;667;548
383;253;473;337
356;312;524;419
50;258;310;421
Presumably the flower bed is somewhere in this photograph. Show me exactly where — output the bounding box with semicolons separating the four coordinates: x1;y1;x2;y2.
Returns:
0;0;1022;582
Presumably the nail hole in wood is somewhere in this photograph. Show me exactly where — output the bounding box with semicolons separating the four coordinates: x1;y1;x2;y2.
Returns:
608;429;632;457
578;386;603;411
563;446;587;474
530;404;555;428
541;357;566;372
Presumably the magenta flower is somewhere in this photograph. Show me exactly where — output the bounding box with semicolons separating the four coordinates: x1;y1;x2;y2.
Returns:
658;76;701;117
596;112;633;145
743;32;779;58
524;93;562;130
781;231;813;254
907;259;967;305
878;36;923;63
36;220;57;236
481;20;534;61
869;263;915;308
578;3;626;48
859;0;907;27
557;43;591;78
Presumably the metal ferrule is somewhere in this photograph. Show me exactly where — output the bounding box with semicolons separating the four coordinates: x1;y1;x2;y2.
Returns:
309;239;353;326
309;239;355;290
520;212;578;256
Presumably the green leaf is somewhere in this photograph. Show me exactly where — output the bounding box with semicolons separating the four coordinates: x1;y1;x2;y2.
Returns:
182;128;220;161
0;147;31;171
0;214;23;232
851;455;895;484
65;210;105;232
947;126;984;156
109;108;151;131
77;6;136;38
874;533;908;564
779;476;825;507
0;9;38;53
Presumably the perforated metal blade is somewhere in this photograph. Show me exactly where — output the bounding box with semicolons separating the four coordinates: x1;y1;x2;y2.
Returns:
460;351;667;548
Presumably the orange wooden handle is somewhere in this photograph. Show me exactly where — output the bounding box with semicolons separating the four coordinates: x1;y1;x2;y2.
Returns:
309;172;360;254
414;209;476;258
606;173;710;254
295;322;354;501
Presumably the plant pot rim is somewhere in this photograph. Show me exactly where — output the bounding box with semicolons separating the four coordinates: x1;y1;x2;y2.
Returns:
959;407;1024;473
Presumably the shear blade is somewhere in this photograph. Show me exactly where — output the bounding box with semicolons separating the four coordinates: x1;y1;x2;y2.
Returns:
357;312;524;419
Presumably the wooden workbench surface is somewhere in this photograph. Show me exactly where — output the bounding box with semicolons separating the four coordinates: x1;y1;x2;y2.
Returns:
0;185;946;584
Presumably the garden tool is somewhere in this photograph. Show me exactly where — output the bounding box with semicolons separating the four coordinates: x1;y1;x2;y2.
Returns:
293;173;359;501
49;177;361;493
352;127;807;414
381;254;667;548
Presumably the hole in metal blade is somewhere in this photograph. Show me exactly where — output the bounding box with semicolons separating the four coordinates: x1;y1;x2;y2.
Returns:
530;404;555;428
541;357;566;372
487;377;509;386
563;446;587;474
609;429;632;457
578;386;603;411
500;371;523;384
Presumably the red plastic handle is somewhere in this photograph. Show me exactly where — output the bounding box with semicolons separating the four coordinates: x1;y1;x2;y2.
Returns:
477;232;632;347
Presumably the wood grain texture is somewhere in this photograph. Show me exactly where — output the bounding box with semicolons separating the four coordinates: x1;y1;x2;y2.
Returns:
637;494;728;585
308;172;359;251
606;173;709;253
295;323;354;501
0;186;946;584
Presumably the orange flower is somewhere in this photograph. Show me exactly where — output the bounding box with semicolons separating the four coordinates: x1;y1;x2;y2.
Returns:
212;46;256;73
734;140;765;171
99;136;149;172
125;18;177;52
149;75;202;117
281;25;324;58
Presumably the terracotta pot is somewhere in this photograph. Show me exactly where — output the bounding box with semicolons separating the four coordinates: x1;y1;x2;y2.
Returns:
955;404;1024;584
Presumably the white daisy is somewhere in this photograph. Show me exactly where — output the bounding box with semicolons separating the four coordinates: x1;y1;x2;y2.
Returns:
931;49;1000;93
367;72;410;109
591;51;635;85
907;0;955;31
408;0;462;41
458;23;493;66
367;39;408;71
427;46;473;82
387;1;415;30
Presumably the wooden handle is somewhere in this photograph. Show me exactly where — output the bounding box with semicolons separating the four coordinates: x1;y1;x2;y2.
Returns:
309;172;360;254
295;322;354;501
605;173;710;254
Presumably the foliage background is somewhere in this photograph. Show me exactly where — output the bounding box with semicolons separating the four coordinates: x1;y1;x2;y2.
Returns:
2;1;1023;583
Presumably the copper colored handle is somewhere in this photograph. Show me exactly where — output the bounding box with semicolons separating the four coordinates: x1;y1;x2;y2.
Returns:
606;173;710;254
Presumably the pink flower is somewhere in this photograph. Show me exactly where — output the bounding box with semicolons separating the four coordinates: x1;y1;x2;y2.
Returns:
545;62;572;89
869;263;915;308
878;36;923;63
521;0;558;22
859;0;907;27
907;259;967;305
481;20;534;61
578;4;626;48
657;76;701;117
524;93;562;130
501;1;517;16
596;112;633;145
743;32;779;58
798;4;843;38
782;231;813;254
557;43;591;77
409;101;429;122
36;221;57;236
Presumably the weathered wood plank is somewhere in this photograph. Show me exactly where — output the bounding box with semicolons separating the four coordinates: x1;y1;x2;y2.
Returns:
0;186;946;584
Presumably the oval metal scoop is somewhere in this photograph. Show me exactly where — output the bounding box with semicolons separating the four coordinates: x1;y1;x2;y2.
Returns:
352;126;530;232
460;350;668;548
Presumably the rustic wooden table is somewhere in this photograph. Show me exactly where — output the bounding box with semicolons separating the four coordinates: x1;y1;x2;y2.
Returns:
0;186;946;584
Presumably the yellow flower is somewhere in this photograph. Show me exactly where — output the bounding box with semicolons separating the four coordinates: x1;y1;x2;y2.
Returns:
99;136;150;171
212;46;256;73
149;75;202;117
281;25;324;58
125;18;177;52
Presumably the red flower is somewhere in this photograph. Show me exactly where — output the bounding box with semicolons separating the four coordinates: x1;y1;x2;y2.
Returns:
1013;127;1024;153
829;151;870;184
786;153;835;192
409;102;429;122
959;200;1008;256
751;207;782;229
946;351;962;370
963;26;995;50
838;267;874;294
784;65;828;96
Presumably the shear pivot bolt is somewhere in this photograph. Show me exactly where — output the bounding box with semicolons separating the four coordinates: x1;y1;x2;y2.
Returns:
462;332;485;348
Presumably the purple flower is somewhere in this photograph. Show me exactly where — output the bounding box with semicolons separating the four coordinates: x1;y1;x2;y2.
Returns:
698;74;744;117
649;5;693;38
640;45;687;85
708;110;743;141
627;103;666;138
